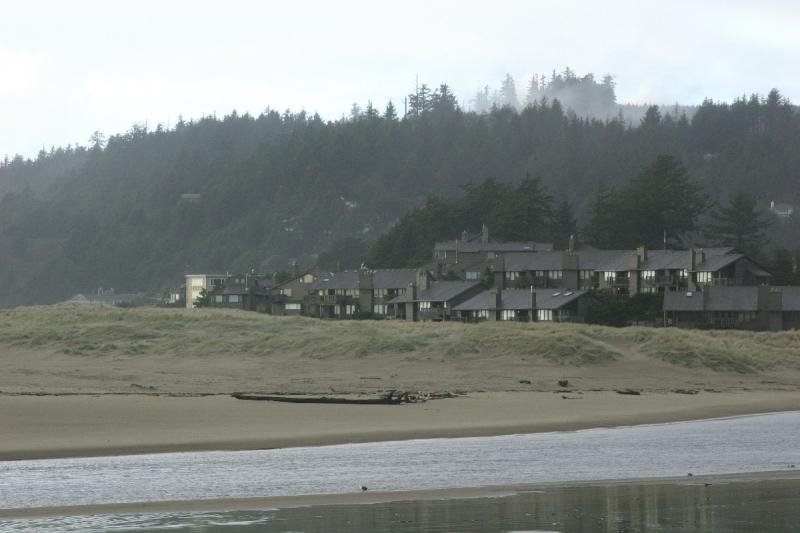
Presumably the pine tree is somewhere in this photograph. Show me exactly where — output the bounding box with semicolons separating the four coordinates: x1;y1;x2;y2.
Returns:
706;191;771;256
383;100;398;121
498;74;519;109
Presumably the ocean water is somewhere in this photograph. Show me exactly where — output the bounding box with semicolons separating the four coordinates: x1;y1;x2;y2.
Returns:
1;412;799;531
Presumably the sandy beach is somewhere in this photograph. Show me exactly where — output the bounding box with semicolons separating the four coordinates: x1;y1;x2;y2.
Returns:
1;390;799;461
2;306;800;461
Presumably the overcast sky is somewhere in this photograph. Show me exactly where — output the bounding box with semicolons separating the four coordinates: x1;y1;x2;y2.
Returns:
3;0;799;159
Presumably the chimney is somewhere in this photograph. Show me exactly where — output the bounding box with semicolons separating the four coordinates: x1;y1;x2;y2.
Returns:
461;229;469;243
405;282;417;302
771;200;775;210
689;248;705;271
358;264;373;289
568;234;575;254
416;269;430;291
488;288;501;309
529;286;536;319
481;224;489;245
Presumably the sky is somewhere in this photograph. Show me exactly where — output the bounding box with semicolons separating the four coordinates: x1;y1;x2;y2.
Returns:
2;0;799;159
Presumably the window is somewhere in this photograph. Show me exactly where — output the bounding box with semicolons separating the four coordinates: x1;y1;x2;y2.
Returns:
642;270;656;280
214;295;223;303
434;250;447;260
190;278;205;287
505;272;519;281
579;270;593;280
604;272;616;282
679;269;688;279
373;304;386;315
476;309;489;319
280;288;293;296
696;272;713;283
466;271;480;280
537;309;553;321
547;270;563;280
374;288;387;298
500;310;516;321
228;295;240;303
285;303;301;310
738;311;756;322
345;305;357;315
487;252;496;260
419;301;431;310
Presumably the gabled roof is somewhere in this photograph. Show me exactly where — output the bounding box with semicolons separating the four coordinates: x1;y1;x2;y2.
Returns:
372;269;419;289
453;288;587;311
503;251;566;272
309;269;419;290
388;281;482;304
574;250;632;271
664;287;761;312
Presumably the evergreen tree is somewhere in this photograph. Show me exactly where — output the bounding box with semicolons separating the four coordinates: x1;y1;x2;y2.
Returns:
498;74;519;109
767;246;797;285
706;191;771;256
383;100;398;121
551;200;578;250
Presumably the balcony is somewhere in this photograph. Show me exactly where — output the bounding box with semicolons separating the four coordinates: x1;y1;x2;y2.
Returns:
420;308;447;321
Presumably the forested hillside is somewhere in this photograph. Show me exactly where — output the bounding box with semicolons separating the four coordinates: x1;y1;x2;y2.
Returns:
1;78;799;307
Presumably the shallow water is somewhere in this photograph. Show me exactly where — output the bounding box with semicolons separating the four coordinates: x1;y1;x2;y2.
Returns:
6;477;800;532
1;412;799;531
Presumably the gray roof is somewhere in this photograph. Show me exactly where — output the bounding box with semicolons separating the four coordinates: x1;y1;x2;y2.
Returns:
434;240;552;253
500;247;742;273
575;250;632;272
694;253;741;272
663;290;705;312
503;251;567;272
309;269;418;290
664;287;760;312
388;281;481;304
373;269;419;289
775;286;800;311
453;288;586;311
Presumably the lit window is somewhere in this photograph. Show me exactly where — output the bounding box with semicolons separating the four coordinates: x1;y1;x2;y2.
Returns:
285;303;301;310
642;270;656;280
505;272;519;281
419;301;431;310
466;271;480;280
537;309;553;321
501;310;516;321
373;304;386;315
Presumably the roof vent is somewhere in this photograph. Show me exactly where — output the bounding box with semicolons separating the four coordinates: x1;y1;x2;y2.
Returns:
552;292;562;296
564;291;573;296
686;291;693;297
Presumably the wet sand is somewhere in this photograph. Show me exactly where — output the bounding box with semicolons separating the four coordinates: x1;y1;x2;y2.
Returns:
1;390;798;461
3;470;799;519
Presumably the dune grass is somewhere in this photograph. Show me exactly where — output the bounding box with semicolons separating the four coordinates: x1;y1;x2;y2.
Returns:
1;304;799;373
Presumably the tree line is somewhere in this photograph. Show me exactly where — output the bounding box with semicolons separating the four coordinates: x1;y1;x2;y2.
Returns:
1;76;799;306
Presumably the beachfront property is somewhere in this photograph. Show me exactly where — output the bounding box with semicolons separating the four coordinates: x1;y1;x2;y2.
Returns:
431;225;552;280
179;225;797;329
493;246;770;297
205;273;273;312
387;274;484;321
184;274;228;308
663;285;800;331
452;287;591;322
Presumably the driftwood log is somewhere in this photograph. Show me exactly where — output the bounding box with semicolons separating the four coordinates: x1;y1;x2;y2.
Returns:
230;389;447;405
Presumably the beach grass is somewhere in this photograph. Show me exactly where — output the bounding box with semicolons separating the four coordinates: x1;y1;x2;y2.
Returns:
1;304;799;373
